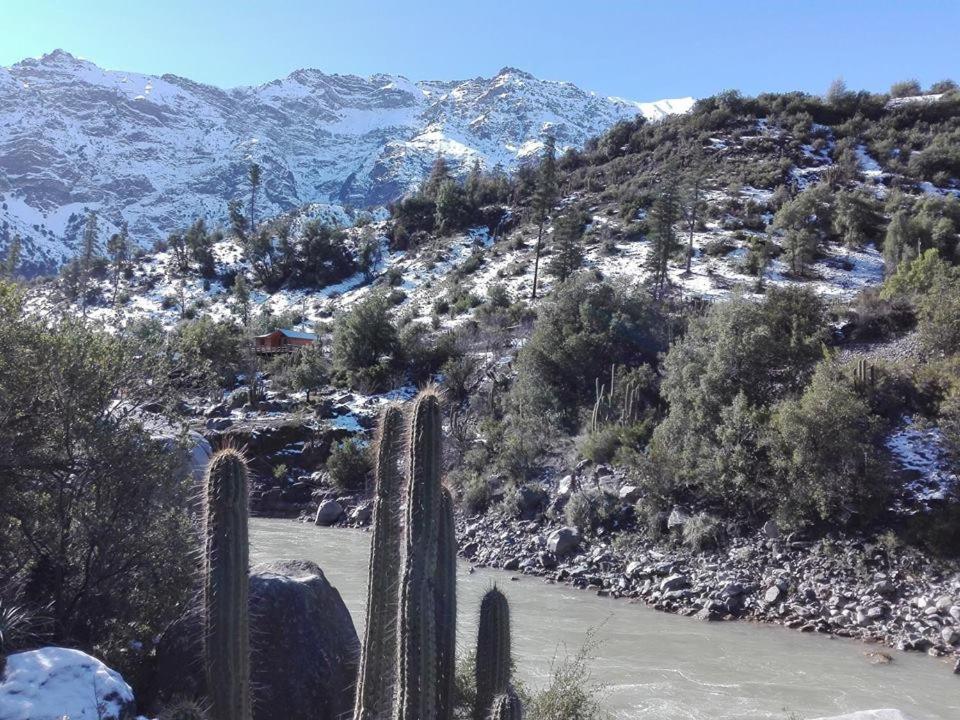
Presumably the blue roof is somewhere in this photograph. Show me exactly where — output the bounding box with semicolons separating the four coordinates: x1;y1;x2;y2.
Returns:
278;328;317;340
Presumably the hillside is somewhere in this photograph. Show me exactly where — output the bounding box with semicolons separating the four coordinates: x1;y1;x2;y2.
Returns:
0;50;691;274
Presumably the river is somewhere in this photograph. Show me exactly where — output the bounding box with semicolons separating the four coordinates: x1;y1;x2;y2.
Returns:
250;518;958;720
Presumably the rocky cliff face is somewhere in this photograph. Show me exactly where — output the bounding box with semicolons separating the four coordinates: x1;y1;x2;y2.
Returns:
0;50;692;273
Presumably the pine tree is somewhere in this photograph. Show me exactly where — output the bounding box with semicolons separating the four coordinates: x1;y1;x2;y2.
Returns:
647;183;679;300
530;135;558;300
547;212;584;283
4;234;21;279
683;169;705;275
106;224;129;304
425;155;451;201
233;274;251;326
248;163;262;233
465;158;483;206
80;212;99;314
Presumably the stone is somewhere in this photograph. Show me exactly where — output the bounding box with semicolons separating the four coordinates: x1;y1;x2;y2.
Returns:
625;560;645;578
314;499;343;526
557;475;576;498
941;627;960;646
667;506;690;530
762;520;780;540
660;574;690;592
935;595;954;613
348;502;372;525
547;527;581;556
0;647;135;720
618;485;642;503
153;560;359;720
204;402;229;418
764;586;783;604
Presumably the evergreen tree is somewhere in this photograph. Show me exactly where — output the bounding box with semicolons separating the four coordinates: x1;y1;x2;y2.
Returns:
106;225;129;304
771;184;832;275
465;158;483;206
80;212;99;313
547;212;585;283
434;179;469;235
646;183;680;300
4;234;21;279
185;218;216;277
233;274;251;326
424;155;451;201
682;169;705;274
883;211;919;272
530;135;558;300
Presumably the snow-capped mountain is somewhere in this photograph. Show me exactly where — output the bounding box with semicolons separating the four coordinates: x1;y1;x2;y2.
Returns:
0;50;693;274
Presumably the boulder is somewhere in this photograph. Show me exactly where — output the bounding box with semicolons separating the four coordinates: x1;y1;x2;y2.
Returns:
547;527;581;556
0;647;136;720
667;506;690;530
762;520;780;540
941;627;960;646
349;501;373;525
315;499;344;526
660;574;690;592
764;586;783;604
618;485;642;503
557;475;576;498
153;560;359;720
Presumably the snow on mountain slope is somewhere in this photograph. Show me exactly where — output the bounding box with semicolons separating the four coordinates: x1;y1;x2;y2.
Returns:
0;50;692;273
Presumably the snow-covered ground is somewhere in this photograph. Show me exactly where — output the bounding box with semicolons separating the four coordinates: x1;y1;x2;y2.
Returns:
887;417;957;508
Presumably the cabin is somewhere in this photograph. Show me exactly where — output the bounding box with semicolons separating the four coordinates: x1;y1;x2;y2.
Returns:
254;328;318;354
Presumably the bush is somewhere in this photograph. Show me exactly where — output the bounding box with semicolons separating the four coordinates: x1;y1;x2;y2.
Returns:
326;438;372;492
454;472;491;516
564;493;593;531
332;293;398;389
681;513;724;551
526;634;609;720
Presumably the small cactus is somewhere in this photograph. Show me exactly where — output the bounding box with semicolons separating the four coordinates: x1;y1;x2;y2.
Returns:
488;689;523;720
474;587;512;720
159;699;209;720
201;448;252;720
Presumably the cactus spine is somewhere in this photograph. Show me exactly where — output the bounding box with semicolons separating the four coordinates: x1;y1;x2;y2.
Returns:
201;448;252;720
474;587;512;720
396;391;443;720
488;690;523;720
435;486;458;720
354;407;406;720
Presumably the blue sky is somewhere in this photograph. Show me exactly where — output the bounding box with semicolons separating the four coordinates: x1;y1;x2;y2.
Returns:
3;0;958;100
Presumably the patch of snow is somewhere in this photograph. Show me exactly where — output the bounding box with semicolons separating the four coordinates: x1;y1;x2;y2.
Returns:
0;647;135;720
886;417;957;504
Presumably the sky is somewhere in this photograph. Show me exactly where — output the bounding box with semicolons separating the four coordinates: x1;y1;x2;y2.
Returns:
2;0;958;101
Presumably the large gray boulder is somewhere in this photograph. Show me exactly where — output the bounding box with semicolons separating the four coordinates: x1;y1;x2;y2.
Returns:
547;526;581;556
152;560;359;720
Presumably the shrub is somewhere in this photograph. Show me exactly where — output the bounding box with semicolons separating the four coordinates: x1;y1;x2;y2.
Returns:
526;634;609;720
681;513;724;551
564;493;593;531
332;293;398;389
326;438;372;492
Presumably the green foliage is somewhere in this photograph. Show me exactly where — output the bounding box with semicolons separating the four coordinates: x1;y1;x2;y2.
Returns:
526;635;608;720
547;212;586;283
332;293;398;390
510;275;666;429
831;188;883;247
767;362;890;528
646;183;681;298
881;248;959;300
771;184;832;275
201;449;252;720
173;316;244;388
326;438;372;492
649;288;826;520
0;290;194;670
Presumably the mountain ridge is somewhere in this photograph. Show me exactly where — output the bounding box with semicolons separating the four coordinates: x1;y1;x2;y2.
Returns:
0;49;693;274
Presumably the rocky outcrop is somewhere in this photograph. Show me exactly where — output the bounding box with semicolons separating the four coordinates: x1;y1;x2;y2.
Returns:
152;560;359;720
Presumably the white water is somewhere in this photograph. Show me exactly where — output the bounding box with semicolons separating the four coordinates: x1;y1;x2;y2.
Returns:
250;519;958;720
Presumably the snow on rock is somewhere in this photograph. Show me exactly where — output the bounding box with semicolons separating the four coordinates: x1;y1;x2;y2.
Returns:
811;711;913;720
0;647;136;720
886;417;957;505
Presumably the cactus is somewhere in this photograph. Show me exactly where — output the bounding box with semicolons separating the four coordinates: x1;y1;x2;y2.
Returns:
159;699;209;720
201;448;252;720
354;406;406;720
435;486;458;720
396;390;444;720
474;587;512;720
488;689;523;720
853;358;876;392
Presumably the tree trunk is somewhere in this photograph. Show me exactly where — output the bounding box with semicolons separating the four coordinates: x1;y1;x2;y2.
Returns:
530;220;545;300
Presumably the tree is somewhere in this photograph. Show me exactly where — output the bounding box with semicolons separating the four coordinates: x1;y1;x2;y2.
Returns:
890;79;922;98
826;77;849;104
530;135;559;300
357;225;382;281
883;211;921;272
0;288;194;652
185;217;216;277
646;182;680;300
233;274;251;325
435;179;470;235
331;292;398;389
80;212;99;313
547;212;585;283
248;162;262;233
106;225;129;304
3;234;21;279
832;189;882;247
424;155;451;201
465;158;483;206
771;184;832;275
288;343;328;402
683;169;705;275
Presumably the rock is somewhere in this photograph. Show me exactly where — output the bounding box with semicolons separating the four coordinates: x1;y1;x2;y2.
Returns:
950;606;960;622
516;485;546;516
557;475;576;498
348;502;373;525
954;657;960;674
721;581;745;597
0;647;136;720
935;595;954;613
625;560;645;578
762;519;780;540
206;417;234;431
618;485;641;503
547;527;581;556
204;402;229;418
764;586;783;604
314;499;344;526
941;627;960;646
281;481;313;504
153;560;359;720
667;506;690;530
660;574;690;592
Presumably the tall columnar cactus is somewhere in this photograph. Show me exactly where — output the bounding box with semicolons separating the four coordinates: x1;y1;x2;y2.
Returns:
201;448;252;720
435;486;458;720
488;690;523;720
354;406;406;720
474;587;512;720
396;390;443;720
